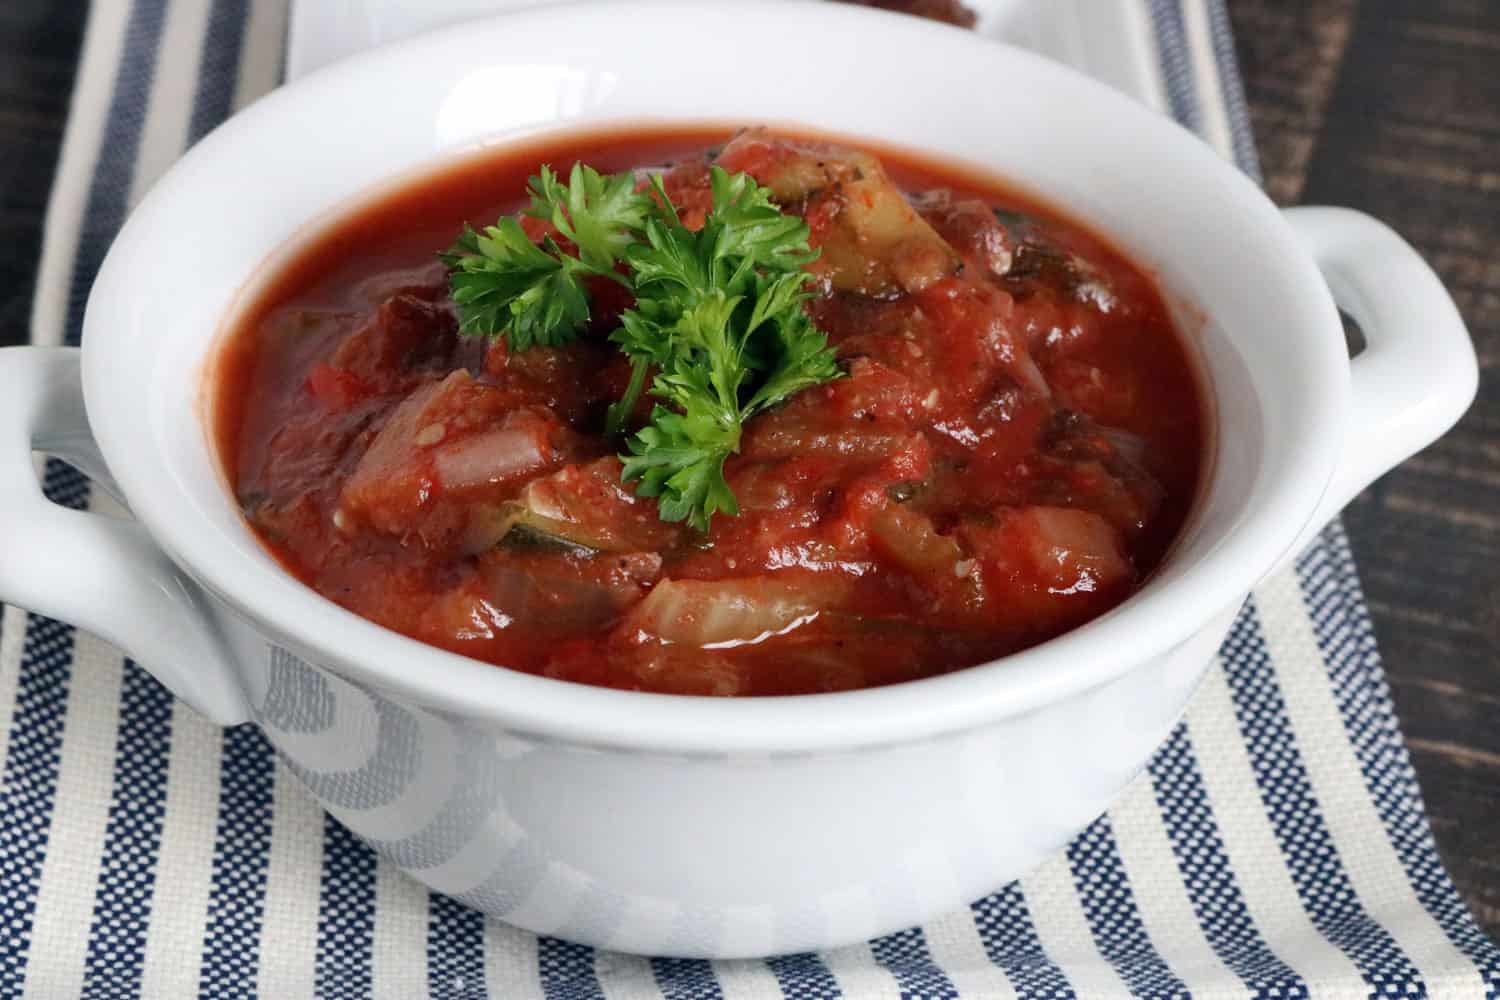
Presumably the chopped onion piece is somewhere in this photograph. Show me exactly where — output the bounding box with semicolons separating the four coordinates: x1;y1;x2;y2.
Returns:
620;575;851;648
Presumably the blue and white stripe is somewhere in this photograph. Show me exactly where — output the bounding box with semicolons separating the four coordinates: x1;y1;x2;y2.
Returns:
1219;602;1429;996
1066;816;1191;998
1146;727;1309;997
197;729;276;996
1296;527;1500;996
79;663;173;999
1;1;1498;997
428;891;489;998
315;817;380;999
970;882;1076;998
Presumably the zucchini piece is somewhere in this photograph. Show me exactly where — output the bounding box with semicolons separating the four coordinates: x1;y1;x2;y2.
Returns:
498;504;617;556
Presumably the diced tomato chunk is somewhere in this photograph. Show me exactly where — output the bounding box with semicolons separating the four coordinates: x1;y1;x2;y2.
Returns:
305;363;372;410
957;506;1133;634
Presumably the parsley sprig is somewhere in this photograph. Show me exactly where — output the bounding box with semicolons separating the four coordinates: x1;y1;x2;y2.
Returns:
440;161;840;531
439;164;652;348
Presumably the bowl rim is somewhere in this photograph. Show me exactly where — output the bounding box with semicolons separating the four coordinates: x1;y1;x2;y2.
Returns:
83;0;1348;753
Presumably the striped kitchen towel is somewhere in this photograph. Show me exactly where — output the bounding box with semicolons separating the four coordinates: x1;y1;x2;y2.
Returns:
3;0;1499;997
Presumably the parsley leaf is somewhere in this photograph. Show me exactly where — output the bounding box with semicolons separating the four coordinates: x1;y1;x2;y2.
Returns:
621;403;742;529
745;274;843;413
526;164;654;271
614;167;839;530
441;164;652;346
441;221;591;348
443;160;841;530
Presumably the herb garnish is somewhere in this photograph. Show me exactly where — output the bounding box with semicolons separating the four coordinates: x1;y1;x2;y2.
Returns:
440;164;652;348
441;162;840;530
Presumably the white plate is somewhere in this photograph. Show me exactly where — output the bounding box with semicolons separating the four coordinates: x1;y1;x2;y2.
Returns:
286;0;1169;111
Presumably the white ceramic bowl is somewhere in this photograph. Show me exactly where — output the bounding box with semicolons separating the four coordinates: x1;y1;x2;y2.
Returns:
0;1;1475;958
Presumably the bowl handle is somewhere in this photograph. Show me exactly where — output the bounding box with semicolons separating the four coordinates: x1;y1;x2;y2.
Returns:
1282;206;1478;542
0;346;251;725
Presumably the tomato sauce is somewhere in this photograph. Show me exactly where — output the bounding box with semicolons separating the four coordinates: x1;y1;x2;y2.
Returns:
212;126;1206;695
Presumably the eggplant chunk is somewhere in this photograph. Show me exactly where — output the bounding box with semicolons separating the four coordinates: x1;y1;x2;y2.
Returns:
991;208;1117;311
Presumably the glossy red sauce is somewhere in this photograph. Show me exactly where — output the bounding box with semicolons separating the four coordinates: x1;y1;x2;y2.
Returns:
212;126;1206;695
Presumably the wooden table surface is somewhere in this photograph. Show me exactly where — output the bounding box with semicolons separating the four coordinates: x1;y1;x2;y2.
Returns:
1228;0;1500;937
1;0;1495;938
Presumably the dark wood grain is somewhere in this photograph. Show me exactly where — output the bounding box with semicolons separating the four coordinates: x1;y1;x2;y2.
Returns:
0;0;1493;943
1232;0;1500;937
0;2;85;348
